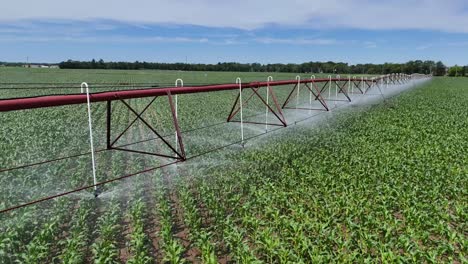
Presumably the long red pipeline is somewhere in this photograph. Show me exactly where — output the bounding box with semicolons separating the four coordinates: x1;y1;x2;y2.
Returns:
0;77;378;112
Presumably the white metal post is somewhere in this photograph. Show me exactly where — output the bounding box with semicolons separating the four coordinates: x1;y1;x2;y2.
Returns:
365;77;369;91
328;75;332;100
348;75;351;94
175;79;183;156
266;76;273;132
295;75;300;124
309;75;315;115
310;75;315;106
236;78;244;146
361;76;364;94
335;75;340;107
386;74;389;89
81;82;97;193
352;76;356;94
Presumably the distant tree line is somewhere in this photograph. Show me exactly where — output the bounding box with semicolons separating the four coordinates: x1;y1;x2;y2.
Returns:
3;59;466;77
0;62;58;67
57;59;453;76
0;62;24;67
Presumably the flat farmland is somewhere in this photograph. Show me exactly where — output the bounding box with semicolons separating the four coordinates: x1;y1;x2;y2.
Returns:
0;68;466;263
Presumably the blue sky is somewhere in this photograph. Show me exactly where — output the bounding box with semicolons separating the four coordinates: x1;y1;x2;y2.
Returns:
1;0;468;66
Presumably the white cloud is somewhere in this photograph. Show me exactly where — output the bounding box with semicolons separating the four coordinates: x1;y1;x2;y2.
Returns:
415;41;468;50
364;41;377;48
416;44;432;50
1;0;468;33
255;37;336;45
448;41;468;46
219;39;247;45
0;35;210;44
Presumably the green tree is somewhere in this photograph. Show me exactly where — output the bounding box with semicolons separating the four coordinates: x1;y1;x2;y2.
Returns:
434;61;446;76
448;65;463;77
91;59;97;68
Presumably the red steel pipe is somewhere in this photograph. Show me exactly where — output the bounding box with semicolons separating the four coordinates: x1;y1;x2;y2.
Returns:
0;78;379;112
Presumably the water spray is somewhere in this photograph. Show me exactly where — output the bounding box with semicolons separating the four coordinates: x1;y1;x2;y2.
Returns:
0;74;433;214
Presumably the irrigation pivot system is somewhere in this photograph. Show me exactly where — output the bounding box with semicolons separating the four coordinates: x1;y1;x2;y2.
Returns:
0;73;428;213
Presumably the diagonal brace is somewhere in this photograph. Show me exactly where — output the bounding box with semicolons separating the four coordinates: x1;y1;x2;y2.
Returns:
119;99;185;160
109;97;158;148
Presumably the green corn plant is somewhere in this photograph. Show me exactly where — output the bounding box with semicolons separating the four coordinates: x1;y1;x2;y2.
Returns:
162;239;185;264
92;201;121;264
92;240;119;264
196;232;217;264
127;199;153;264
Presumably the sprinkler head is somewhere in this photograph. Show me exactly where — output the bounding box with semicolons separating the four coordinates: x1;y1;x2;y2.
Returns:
93;187;102;198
